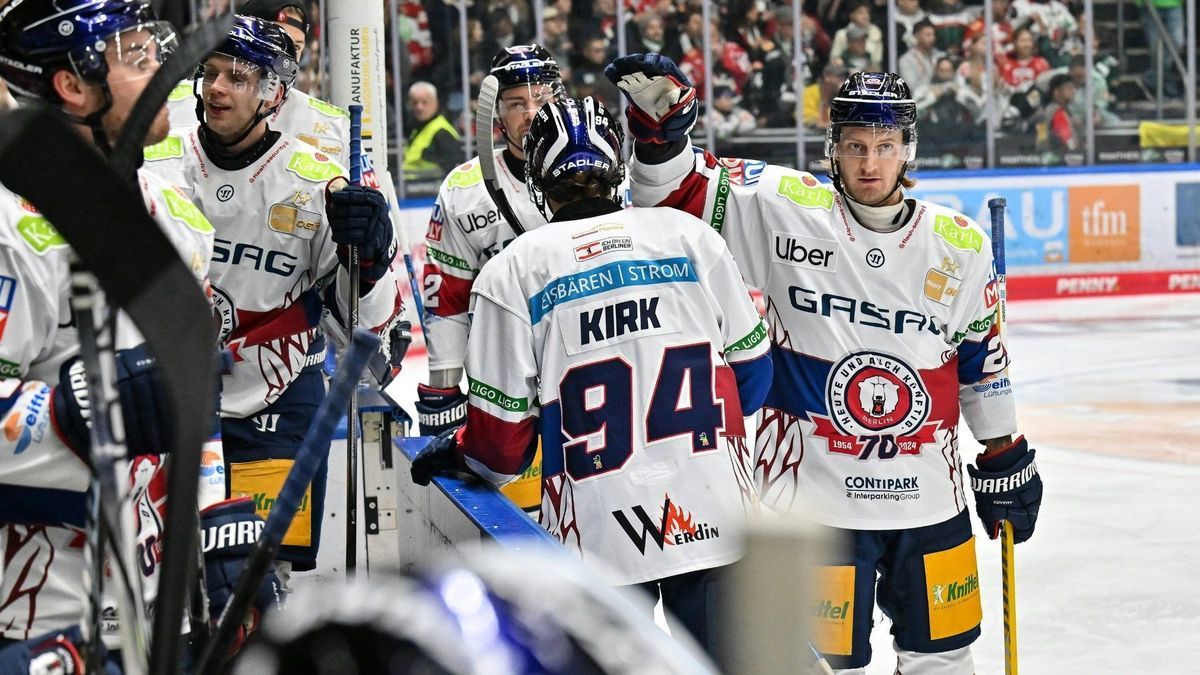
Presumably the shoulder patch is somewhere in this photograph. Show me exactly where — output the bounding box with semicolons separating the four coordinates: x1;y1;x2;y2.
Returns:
307;96;349;119
167;80;192;102
162;188;214;233
286;150;345;182
445;163;483;190
144;134;184;162
776;174;833;211
932;215;984;254
15;215;67;255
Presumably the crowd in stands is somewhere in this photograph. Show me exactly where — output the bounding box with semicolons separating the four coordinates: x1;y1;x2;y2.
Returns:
339;0;1184;179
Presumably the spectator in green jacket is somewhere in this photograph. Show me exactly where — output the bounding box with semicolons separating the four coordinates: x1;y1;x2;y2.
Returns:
404;81;462;181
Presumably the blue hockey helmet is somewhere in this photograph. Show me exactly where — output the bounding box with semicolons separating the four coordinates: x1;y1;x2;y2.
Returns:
490;43;562;93
201;15;297;100
523;96;625;217
0;0;176;102
825;71;917;159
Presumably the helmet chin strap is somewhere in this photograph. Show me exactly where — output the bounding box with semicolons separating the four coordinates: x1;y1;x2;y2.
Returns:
63;83;117;158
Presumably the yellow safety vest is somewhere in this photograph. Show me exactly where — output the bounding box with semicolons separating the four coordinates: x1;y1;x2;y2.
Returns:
404;114;460;174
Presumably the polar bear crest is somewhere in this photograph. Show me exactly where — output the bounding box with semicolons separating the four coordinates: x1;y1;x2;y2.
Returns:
858;375;900;418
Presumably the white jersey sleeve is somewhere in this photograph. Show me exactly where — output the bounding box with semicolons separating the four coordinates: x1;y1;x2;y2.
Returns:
629;139;1018;531
269;89;351;166
460;206;770;585
421;152;548;374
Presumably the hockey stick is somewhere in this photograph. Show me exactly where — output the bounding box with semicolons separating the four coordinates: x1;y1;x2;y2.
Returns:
109;11;235;180
345;104;363;574
476;75;526;235
195;328;381;675
0;105;218;675
988;196;1019;675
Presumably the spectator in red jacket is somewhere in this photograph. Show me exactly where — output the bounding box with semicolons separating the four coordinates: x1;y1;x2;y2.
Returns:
999;26;1049;91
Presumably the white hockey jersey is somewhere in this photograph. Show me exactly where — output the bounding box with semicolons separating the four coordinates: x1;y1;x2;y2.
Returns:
143;128;403;418
460;204;772;585
421;150;549;374
629;143;1017;531
168;82;350;165
0;171;222;642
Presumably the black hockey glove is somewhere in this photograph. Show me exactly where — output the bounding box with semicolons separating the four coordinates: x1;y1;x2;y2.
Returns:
604;53;699;144
968;436;1043;544
326;184;397;287
415;383;468;436
52;343;172;457
201;498;282;653
410;426;465;487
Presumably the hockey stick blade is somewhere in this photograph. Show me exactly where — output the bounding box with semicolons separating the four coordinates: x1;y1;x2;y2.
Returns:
196;328;381;675
110;12;235;180
476;75;526;235
0;105;218;675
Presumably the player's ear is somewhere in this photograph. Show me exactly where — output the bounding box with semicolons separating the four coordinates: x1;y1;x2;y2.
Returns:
52;69;91;113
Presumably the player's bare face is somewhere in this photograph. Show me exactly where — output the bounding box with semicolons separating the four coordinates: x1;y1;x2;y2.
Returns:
98;29;171;145
835;126;906;206
200;54;269;142
498;83;556;157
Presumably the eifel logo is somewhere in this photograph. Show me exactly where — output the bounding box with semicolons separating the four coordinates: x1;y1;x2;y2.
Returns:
612;494;720;554
812;351;939;460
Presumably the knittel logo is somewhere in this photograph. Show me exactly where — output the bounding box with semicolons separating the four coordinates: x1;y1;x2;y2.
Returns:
932;573;978;606
812;351;939;460
612;493;720;555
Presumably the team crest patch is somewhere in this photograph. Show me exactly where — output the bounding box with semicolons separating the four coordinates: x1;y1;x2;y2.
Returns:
811;351;939;460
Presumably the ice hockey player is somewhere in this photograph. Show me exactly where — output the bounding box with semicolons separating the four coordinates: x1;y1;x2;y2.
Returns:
143;16;404;582
0;0;277;667
416;44;564;437
605;54;1043;674
167;2;350;165
411;96;773;659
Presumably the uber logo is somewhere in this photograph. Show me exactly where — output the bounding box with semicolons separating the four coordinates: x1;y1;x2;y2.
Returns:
865;248;885;268
773;232;838;273
457;208;501;234
216;184;235;202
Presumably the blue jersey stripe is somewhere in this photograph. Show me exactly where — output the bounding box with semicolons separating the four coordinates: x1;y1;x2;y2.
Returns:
527;257;698;324
762;345;831;420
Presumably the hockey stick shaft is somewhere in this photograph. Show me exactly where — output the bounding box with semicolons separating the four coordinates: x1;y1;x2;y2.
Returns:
988;197;1018;675
346;104;363;574
195;329;380;675
476;75;526;235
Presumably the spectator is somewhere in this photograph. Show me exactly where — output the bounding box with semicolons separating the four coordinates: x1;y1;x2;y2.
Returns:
666;10;705;62
999;26;1050;92
921;56;977;143
1035;73;1079;153
680;18;753;98
928;0;979;59
830;0;883;68
758;5;831;125
803;61;850;129
962;0;1013;60
1009;0;1077;44
480;8;518;60
541;6;573;74
635;12;668;53
1135;0;1184;95
899;20;943;101
839;24;878;73
706;79;758;138
895;0;929;50
403;81;462;181
1037;53;1121;127
570;35;621;111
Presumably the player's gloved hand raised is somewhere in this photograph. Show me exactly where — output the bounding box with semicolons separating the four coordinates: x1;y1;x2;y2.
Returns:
604;53;698;144
52;343;172;457
0;624;120;674
415;383;468;437
967;436;1042;543
202;498;282;654
410;426;465;487
325;184;397;286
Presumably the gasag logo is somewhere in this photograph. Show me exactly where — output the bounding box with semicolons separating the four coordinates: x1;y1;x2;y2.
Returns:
811;351;939;460
611;493;720;554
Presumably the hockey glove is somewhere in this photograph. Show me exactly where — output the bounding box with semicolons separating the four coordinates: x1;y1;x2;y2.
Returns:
415;383;468;437
201;498;282;653
326;184;397;286
410;426;465;487
968;436;1043;544
52;343;172;458
0;624;121;675
604;53;698;144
